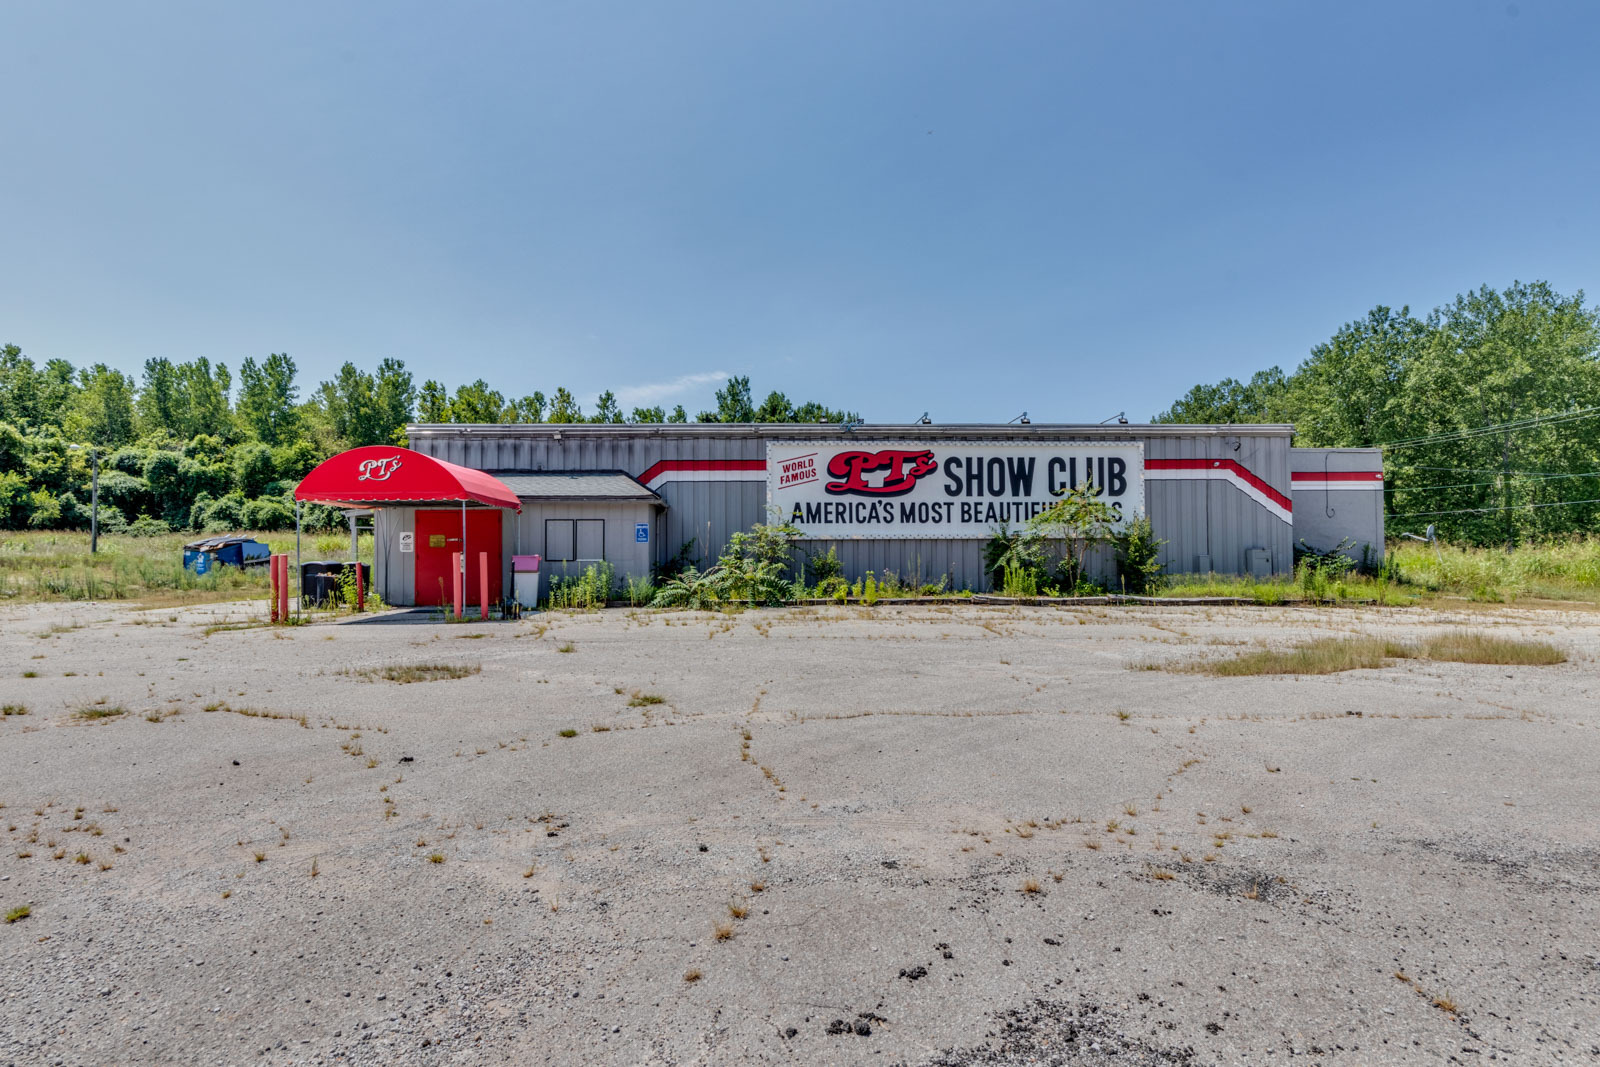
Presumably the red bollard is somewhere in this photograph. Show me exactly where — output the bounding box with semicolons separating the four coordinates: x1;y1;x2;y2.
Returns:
479;551;489;620
269;554;279;622
452;552;464;619
355;561;365;613
277;555;290;622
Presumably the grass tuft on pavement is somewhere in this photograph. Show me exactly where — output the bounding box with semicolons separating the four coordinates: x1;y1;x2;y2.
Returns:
1419;630;1566;665
1176;630;1566;676
343;663;480;684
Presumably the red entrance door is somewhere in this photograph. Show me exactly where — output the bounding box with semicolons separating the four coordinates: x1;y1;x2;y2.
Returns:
414;510;503;607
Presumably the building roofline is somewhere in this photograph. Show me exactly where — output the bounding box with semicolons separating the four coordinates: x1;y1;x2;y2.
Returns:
407;422;1296;439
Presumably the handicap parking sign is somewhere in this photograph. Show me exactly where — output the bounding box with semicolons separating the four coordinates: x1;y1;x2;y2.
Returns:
635;522;649;543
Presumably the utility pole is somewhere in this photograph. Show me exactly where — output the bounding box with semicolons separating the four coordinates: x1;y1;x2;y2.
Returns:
1501;427;1513;549
89;447;100;554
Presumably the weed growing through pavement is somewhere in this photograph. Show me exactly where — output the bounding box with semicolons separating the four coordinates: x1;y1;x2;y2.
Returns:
1020;877;1042;895
1395;969;1460;1016
558;729;578;738
1;704;27;716
253;851;266;863
713;920;735;941
341;663;480;684
428;852;445;864
728;901;750;919
1421;631;1565;665
1171;630;1566;677
683;969;702;982
627;691;665;706
557;643;576;653
4;905;29;924
74;702;126;720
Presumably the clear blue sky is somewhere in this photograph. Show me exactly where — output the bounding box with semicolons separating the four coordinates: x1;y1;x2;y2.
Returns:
3;1;1597;422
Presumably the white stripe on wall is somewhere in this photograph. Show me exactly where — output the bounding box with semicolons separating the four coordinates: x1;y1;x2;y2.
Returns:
641;470;767;491
1145;467;1293;524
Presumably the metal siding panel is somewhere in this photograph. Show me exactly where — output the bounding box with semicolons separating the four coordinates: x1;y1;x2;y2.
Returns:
374;507;417;605
407;424;1298;581
1288;448;1385;562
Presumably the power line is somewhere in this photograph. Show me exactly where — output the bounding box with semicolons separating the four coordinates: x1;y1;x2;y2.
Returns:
1389;496;1600;519
1390;469;1600;493
1403;464;1595;475
1383;406;1600;449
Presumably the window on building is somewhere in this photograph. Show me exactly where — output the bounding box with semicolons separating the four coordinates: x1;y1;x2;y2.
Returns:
544;518;605;562
575;519;605;561
545;519;575;562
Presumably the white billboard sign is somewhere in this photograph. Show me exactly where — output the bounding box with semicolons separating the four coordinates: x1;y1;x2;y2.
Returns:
769;440;1144;539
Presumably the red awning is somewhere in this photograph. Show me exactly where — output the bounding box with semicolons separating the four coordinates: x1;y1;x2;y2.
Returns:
294;446;521;511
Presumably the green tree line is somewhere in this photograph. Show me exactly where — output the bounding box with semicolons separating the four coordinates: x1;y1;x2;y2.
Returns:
0;350;857;534
1154;280;1600;545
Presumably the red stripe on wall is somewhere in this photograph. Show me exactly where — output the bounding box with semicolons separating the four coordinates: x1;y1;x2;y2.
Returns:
1290;470;1384;482
637;458;767;484
1145;458;1293;511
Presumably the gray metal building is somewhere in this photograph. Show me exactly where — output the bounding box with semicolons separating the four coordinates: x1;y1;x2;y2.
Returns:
365;422;1383;607
1287;447;1386;566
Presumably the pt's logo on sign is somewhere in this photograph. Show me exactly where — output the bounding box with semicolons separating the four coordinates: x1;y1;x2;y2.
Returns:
356;456;404;482
825;449;938;497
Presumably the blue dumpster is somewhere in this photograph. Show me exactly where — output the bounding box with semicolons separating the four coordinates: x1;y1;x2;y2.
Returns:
183;536;271;574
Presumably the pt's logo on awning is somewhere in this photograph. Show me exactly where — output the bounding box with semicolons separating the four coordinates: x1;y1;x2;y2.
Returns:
356;456;404;482
825;449;938;497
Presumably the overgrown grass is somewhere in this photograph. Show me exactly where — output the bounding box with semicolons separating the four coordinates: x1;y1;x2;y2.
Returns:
0;530;375;605
1387;538;1600;603
1159;574;1301;604
1419;630;1566;665
1176;631;1565;675
1194;636;1406;675
1161;538;1600;606
341;663;480;684
74;702;127;719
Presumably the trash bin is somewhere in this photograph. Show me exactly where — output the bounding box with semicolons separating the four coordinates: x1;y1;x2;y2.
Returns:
184;536;270;573
299;561;370;606
512;554;541;609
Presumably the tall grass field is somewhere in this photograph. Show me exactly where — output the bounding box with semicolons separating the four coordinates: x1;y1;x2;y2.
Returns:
5;530;1599;606
1144;538;1600;606
0;530;374;605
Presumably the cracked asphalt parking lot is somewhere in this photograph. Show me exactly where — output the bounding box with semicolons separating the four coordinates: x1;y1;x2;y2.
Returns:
2;599;1598;1065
